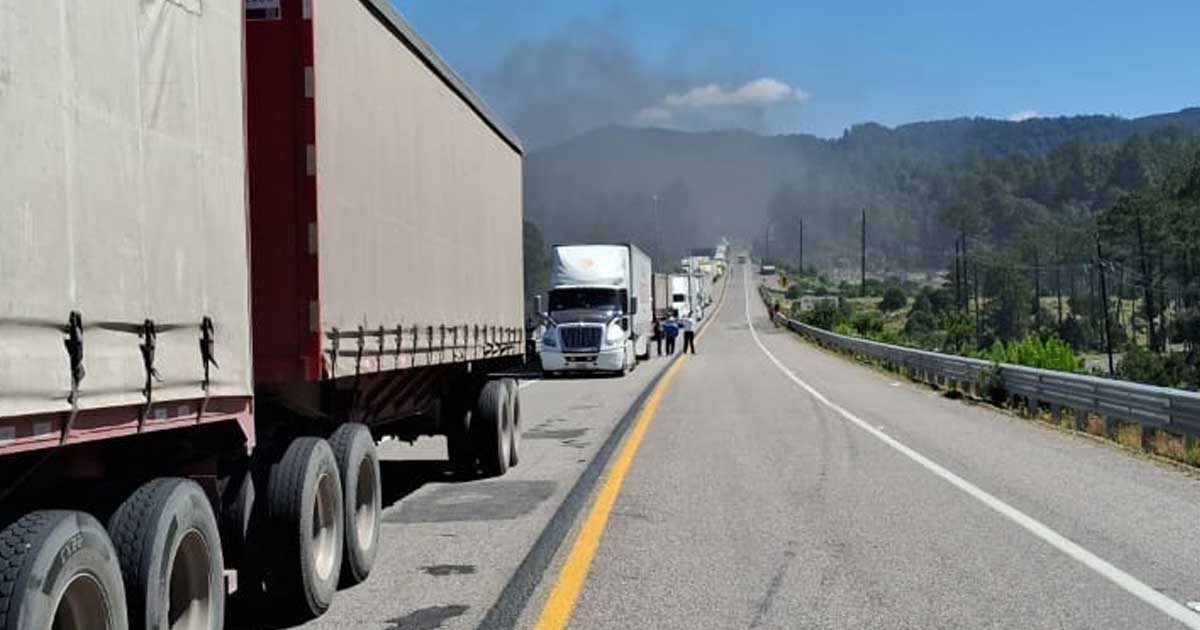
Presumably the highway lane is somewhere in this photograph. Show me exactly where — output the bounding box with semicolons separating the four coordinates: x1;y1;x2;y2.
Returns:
259;354;675;629
556;263;1200;630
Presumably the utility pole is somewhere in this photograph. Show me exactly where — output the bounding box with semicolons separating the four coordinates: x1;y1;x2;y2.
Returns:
1034;249;1041;329
1135;213;1157;351
974;266;981;339
960;230;968;310
1056;262;1063;326
860;209;867;297
764;224;771;266
798;218;804;275
1097;238;1115;375
954;241;962;309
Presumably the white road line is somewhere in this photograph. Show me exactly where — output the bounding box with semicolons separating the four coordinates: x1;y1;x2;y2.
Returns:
743;267;1200;629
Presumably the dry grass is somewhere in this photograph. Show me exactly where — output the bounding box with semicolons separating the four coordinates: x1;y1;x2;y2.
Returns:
1085;415;1107;437
1115;423;1145;450
1152;431;1189;462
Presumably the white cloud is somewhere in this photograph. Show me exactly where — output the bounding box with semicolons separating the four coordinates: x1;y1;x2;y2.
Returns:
636;106;674;123
663;78;808;108
1008;109;1039;122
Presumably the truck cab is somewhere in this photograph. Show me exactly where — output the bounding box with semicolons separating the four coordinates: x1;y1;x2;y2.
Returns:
540;244;652;375
669;274;692;319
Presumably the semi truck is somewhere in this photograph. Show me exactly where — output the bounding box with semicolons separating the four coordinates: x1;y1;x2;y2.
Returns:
652;273;672;319
0;2;524;628
669;274;692;318
540;245;652;375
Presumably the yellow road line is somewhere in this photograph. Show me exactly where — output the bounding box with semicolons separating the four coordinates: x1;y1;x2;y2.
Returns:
533;273;730;630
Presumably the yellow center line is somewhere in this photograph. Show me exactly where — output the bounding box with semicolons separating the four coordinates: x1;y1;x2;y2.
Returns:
533;273;730;630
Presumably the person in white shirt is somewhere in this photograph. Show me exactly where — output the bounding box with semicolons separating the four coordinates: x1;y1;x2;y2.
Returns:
680;315;697;354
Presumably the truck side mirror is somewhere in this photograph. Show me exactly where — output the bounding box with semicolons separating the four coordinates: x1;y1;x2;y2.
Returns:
630;297;638;315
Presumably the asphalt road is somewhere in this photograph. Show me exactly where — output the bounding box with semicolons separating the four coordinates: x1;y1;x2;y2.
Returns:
265;262;1200;630
558;264;1200;630
259;340;677;630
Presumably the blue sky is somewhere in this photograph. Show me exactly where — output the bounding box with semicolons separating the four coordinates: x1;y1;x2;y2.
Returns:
396;1;1200;146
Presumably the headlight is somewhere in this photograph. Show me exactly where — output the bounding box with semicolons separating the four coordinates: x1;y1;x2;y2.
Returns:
606;322;625;345
542;328;558;348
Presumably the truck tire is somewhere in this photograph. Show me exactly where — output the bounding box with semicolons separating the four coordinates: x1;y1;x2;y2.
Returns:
504;379;521;468
474;380;511;477
266;437;344;619
328;424;380;586
218;468;255;570
108;478;224;630
445;401;478;475
0;510;128;630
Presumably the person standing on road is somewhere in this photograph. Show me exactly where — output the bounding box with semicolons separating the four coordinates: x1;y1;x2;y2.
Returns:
681;314;697;354
651;317;663;356
663;315;680;355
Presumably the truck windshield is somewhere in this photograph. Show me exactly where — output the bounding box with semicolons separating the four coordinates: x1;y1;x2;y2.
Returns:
549;288;625;312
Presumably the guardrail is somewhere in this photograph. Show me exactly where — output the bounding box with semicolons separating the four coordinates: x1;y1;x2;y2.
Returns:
761;288;1200;443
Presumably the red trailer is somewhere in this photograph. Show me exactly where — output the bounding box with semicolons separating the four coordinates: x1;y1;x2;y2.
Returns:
0;1;524;628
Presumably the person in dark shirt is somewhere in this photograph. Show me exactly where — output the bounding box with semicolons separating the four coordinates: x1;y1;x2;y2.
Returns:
662;316;680;355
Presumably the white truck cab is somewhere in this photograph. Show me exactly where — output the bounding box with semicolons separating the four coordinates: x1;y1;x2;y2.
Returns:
541;244;652;375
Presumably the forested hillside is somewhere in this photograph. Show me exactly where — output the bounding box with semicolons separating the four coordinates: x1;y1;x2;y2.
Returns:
524;108;1200;270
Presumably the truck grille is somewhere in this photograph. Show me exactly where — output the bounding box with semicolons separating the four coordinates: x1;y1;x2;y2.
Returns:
559;325;603;351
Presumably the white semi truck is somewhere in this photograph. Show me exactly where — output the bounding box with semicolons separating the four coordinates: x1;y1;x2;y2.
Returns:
669;274;693;319
541;245;652;375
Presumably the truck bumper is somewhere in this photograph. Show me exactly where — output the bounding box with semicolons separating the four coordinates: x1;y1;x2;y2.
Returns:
541;347;625;373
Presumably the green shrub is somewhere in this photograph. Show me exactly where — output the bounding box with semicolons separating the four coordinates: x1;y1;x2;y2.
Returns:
785;284;803;299
904;294;938;339
1117;343;1170;386
986;334;1081;372
852;312;885;336
832;323;855;337
879;286;907;312
803;301;850;331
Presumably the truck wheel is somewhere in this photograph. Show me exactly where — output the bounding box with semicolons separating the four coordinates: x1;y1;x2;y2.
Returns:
445;398;478;475
329;424;380;586
0;510;128;630
108;478;224;630
218;468;255;570
266;437;344;619
474;380;511;477
504;379;521;467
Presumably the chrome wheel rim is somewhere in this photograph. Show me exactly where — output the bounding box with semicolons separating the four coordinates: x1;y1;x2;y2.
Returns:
312;471;338;582
167;529;213;630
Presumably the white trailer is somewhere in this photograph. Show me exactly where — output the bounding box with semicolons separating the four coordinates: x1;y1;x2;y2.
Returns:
0;2;525;627
541;244;652;375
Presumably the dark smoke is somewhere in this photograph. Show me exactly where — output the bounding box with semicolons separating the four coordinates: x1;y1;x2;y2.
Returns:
483;14;790;148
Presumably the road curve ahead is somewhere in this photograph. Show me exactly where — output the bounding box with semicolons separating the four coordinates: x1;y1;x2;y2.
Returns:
552;262;1200;630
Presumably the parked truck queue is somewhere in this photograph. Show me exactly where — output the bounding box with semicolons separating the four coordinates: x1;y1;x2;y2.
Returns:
537;244;725;375
0;2;525;629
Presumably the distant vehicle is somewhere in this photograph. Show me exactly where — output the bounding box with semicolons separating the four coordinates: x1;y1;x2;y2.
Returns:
541;244;653;375
669;274;693;318
737;254;749;264
653;272;671;318
761;264;778;275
